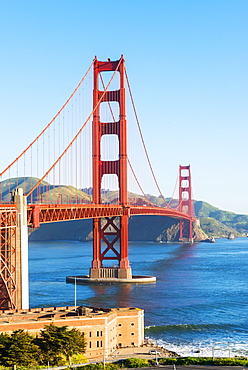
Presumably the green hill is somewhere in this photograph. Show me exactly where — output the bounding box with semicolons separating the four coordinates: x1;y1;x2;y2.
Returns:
2;177;247;240
0;177;91;204
194;200;248;236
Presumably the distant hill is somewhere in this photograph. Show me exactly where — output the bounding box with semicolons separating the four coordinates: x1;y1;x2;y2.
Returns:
0;177;91;204
2;177;247;241
194;200;248;236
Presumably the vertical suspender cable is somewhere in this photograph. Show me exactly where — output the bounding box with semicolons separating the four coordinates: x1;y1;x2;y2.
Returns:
25;57;121;198
0;61;94;179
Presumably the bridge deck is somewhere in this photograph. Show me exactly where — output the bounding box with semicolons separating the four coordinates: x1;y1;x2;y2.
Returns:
22;203;194;228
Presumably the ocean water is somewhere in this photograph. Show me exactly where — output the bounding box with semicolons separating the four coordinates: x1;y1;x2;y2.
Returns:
29;238;248;357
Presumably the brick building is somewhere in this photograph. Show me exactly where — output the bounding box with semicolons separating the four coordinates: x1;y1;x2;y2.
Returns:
0;306;144;360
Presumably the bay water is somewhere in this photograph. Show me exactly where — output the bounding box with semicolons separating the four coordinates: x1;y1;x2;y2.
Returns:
29;238;248;357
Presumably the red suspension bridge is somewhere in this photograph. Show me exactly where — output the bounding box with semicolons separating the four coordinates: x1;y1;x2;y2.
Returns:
0;56;195;310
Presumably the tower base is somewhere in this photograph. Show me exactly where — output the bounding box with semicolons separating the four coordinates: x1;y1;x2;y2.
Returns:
89;267;132;279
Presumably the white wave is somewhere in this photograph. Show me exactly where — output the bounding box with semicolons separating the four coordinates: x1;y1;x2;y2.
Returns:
154;338;248;358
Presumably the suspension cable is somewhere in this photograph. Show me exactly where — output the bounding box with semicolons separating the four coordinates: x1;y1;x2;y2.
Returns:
99;74;154;206
127;158;155;206
168;174;179;208
26;57;123;198
125;68;171;209
0;60;95;177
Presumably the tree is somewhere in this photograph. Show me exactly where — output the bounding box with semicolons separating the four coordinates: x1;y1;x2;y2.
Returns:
36;323;86;366
0;332;10;365
62;327;86;362
0;330;40;367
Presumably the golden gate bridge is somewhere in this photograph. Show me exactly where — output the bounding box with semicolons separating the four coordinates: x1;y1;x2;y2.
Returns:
0;56;195;310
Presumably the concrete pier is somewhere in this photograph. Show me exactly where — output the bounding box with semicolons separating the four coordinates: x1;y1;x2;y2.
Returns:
66;274;156;284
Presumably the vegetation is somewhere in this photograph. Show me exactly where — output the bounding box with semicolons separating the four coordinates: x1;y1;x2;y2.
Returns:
158;356;248;367
4;177;248;240
194;200;248;236
35;323;86;365
121;357;149;368
0;177;91;204
199;217;239;238
0;330;40;367
0;324;86;368
78;356;248;370
0;342;247;370
74;356;248;370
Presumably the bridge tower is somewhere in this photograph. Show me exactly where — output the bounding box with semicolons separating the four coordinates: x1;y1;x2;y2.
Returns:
179;165;194;243
0;189;29;310
90;57;132;280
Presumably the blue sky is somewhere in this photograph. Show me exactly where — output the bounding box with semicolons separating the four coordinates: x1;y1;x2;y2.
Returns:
0;0;247;214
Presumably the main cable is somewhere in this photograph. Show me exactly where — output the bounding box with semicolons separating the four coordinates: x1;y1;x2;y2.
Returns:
99;74;154;206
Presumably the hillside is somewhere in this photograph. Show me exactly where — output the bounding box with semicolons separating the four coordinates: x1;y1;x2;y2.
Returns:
194;200;248;236
1;177;247;241
0;177;91;204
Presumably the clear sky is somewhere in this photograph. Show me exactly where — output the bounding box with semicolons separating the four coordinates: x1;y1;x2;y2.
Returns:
0;0;247;214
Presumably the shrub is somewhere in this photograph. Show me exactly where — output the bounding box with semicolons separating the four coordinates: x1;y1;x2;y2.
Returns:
121;357;149;368
159;356;248;367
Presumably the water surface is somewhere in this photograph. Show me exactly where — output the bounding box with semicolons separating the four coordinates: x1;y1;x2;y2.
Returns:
29;238;248;357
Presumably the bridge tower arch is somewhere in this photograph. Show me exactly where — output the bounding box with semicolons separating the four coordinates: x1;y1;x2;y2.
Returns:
90;57;132;279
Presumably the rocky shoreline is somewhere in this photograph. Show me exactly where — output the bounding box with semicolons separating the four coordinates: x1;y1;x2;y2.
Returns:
110;344;179;360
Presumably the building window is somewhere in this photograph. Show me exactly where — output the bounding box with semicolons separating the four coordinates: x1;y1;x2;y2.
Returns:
131;333;135;336
119;333;122;336
89;341;92;348
89;332;92;337
118;323;122;326
97;341;103;348
131;342;135;346
131;323;135;326
97;330;103;337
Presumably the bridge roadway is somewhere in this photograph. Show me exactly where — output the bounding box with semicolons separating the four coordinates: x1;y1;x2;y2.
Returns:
18;203;194;228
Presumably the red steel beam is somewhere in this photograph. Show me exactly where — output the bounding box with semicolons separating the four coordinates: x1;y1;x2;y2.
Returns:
27;204;194;227
179;165;194;241
129;206;195;220
27;204;124;227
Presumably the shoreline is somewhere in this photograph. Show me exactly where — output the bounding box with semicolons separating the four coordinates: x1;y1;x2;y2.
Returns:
109;341;248;360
